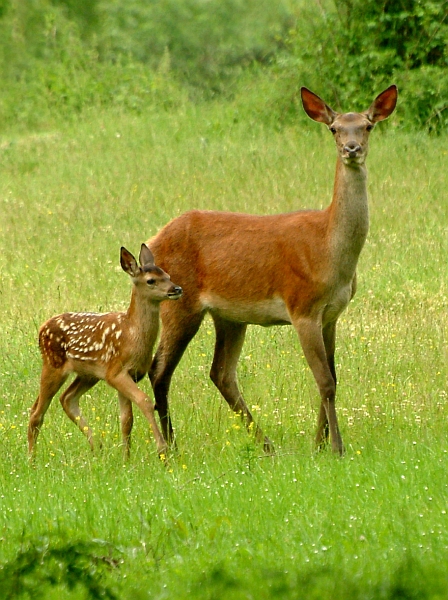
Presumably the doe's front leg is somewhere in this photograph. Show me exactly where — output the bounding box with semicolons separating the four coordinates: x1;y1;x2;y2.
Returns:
294;316;344;456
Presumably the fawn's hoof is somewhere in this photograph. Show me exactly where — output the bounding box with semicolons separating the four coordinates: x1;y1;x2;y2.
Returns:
263;436;276;455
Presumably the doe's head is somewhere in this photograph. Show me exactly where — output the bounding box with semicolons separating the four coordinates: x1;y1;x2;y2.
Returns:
301;85;398;166
120;244;183;302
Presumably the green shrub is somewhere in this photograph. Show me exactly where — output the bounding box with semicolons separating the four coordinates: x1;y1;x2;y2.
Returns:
279;0;448;131
0;536;118;599
0;1;187;131
95;0;292;96
0;0;292;129
0;0;446;130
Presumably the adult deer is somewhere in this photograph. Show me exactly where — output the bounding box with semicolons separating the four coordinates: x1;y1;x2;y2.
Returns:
28;244;182;459
147;85;397;455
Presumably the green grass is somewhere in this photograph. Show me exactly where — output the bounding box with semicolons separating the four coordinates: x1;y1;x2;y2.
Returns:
0;101;447;599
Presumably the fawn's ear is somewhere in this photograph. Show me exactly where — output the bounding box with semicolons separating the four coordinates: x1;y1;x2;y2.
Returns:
301;87;338;125
364;85;397;123
139;243;155;267
120;247;140;277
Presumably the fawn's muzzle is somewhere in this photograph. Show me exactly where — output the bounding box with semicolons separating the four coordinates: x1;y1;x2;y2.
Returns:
168;286;183;299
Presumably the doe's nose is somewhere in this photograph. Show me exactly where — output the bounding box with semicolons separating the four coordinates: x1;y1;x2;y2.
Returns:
344;141;362;156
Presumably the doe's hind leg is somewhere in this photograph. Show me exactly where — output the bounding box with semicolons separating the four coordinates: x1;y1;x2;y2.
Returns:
210;315;275;454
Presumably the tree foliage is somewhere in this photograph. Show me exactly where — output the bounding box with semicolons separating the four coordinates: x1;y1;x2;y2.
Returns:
282;0;448;131
0;0;446;131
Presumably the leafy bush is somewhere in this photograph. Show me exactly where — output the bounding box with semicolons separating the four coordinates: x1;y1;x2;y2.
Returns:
0;1;187;131
193;558;448;600
0;0;292;129
0;536;118;599
0;0;446;131
279;0;448;131
95;0;292;96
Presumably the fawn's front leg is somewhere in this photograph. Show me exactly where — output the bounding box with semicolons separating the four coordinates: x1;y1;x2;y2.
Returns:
118;392;134;459
107;372;168;457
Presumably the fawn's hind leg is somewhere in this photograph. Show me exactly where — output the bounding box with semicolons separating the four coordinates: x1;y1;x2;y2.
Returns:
28;363;68;455
59;375;99;450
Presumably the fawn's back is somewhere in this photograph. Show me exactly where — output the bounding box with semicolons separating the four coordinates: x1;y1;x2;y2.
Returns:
39;310;136;375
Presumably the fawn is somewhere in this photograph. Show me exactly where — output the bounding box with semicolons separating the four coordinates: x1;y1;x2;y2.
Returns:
28;243;182;459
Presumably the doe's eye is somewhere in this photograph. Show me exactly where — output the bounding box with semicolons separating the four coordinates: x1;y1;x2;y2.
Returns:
366;124;374;132
329;126;337;134
147;278;156;285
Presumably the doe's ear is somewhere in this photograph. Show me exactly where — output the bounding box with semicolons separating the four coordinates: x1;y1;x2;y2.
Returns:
120;247;140;277
301;87;338;125
365;85;398;123
139;243;155;267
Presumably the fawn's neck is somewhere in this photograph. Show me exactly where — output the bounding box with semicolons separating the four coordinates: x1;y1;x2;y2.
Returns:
125;289;160;347
327;158;369;282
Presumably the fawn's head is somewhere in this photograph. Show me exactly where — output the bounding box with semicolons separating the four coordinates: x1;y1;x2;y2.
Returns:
120;244;183;302
301;85;397;166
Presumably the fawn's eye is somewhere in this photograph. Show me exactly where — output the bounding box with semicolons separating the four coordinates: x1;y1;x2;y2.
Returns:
366;124;374;132
329;126;337;134
147;278;156;285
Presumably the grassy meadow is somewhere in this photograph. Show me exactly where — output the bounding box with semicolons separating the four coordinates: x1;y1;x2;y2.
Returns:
0;99;447;598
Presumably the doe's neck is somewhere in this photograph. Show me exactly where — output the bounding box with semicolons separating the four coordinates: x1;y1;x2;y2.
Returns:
327;157;370;279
